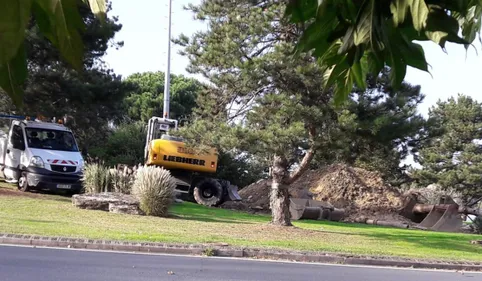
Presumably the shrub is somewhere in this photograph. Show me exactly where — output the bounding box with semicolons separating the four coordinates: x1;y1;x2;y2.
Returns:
108;165;136;194
132;165;176;216
88;121;146;167
81;163;110;194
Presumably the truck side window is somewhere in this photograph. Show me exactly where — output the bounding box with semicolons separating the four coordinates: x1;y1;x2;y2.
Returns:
11;125;25;150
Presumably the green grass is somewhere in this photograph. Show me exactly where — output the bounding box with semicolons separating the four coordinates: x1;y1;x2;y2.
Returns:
0;182;481;262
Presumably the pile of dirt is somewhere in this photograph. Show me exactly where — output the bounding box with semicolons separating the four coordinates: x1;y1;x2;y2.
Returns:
229;164;411;223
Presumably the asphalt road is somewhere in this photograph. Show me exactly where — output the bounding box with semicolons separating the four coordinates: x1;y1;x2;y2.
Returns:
0;245;479;281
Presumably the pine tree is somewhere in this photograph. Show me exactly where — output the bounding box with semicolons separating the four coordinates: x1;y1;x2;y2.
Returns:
413;94;482;204
312;67;426;185
175;0;337;226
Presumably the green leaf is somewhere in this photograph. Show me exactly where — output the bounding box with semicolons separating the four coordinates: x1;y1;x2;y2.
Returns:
350;55;368;89
387;49;406;90
390;0;410;26
354;0;374;45
396;32;428;71
0;0;32;65
339;26;356;54
424;8;469;48
402;41;428;71
325;55;349;88
0;43;27;107
295;10;337;54
409;0;429;31
338;0;358;22
82;0;106;20
285;0;318;23
333;67;353;106
32;1;56;44
367;50;384;75
34;0;85;71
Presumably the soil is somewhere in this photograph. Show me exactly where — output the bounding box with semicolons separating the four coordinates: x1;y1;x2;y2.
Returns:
0;186;44;198
224;164;415;224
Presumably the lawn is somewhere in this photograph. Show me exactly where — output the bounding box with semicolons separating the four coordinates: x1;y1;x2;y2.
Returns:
0;182;481;262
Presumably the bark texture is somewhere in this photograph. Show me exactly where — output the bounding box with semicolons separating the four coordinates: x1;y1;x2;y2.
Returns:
270;155;292;226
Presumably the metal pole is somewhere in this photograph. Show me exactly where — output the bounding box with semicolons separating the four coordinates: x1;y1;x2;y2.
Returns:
163;0;172;119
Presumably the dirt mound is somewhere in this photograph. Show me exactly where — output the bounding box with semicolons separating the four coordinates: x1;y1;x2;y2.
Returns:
236;164;408;222
303;164;404;214
236;179;271;213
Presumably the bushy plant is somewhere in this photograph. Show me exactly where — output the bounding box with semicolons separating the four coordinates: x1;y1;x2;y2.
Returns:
88;121;146;167
81;162;110;194
132;165;176;217
108;165;136;194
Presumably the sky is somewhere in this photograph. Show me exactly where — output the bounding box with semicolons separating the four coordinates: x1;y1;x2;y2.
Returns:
104;0;482;119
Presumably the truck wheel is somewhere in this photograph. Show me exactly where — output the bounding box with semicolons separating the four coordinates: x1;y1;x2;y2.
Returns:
193;178;223;207
17;172;30;192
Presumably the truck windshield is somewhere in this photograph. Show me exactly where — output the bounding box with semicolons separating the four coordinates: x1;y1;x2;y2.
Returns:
25;128;79;152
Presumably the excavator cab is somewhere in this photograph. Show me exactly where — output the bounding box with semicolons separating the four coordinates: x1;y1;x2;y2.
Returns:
144;117;182;160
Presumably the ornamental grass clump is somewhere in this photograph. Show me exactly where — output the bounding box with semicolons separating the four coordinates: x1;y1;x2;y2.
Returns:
132;165;176;217
81;162;110;194
109;165;136;194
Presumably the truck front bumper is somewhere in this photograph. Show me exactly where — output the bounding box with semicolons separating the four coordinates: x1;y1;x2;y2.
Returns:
25;167;83;193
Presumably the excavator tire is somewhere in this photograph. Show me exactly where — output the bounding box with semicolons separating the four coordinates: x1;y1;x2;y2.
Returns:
193;178;223;207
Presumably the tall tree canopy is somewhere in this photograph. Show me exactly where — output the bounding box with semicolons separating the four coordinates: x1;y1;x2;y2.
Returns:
176;0;338;226
312;67;426;185
412;94;482;204
285;0;482;103
123;71;203;122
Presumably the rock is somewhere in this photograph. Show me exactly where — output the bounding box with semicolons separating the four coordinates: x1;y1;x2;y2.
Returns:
72;193;142;214
109;203;144;215
252;206;264;211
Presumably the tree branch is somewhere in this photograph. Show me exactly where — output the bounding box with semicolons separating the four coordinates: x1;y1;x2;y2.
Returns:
286;125;316;184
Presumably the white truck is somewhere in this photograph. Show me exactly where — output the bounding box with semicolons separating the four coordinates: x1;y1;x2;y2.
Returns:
0;115;85;193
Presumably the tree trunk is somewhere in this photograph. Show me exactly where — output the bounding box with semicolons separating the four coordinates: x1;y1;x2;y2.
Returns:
270;155;292;226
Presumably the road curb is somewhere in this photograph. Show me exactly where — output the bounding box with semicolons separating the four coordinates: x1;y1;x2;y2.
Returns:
1;233;481;271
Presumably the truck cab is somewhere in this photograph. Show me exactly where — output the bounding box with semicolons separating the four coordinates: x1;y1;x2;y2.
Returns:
0;118;84;193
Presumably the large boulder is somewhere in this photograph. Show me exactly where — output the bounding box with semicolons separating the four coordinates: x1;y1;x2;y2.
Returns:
72;193;143;215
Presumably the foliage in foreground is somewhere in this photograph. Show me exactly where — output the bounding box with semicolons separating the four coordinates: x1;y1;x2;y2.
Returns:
285;0;482;104
132;165;176;217
0;0;106;106
1;1;129;155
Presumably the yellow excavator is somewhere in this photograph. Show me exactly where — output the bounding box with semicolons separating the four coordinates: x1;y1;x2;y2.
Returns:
144;117;241;206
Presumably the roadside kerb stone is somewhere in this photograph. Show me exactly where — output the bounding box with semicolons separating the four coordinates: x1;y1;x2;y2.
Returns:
0;233;481;272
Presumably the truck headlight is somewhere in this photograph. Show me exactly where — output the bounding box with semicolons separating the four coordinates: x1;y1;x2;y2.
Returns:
29;156;44;168
79;159;85;172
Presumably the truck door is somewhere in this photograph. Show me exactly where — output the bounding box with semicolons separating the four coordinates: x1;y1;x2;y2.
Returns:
3;124;26;180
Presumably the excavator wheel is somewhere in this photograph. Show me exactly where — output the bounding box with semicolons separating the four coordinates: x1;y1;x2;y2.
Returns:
193;178;223;207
